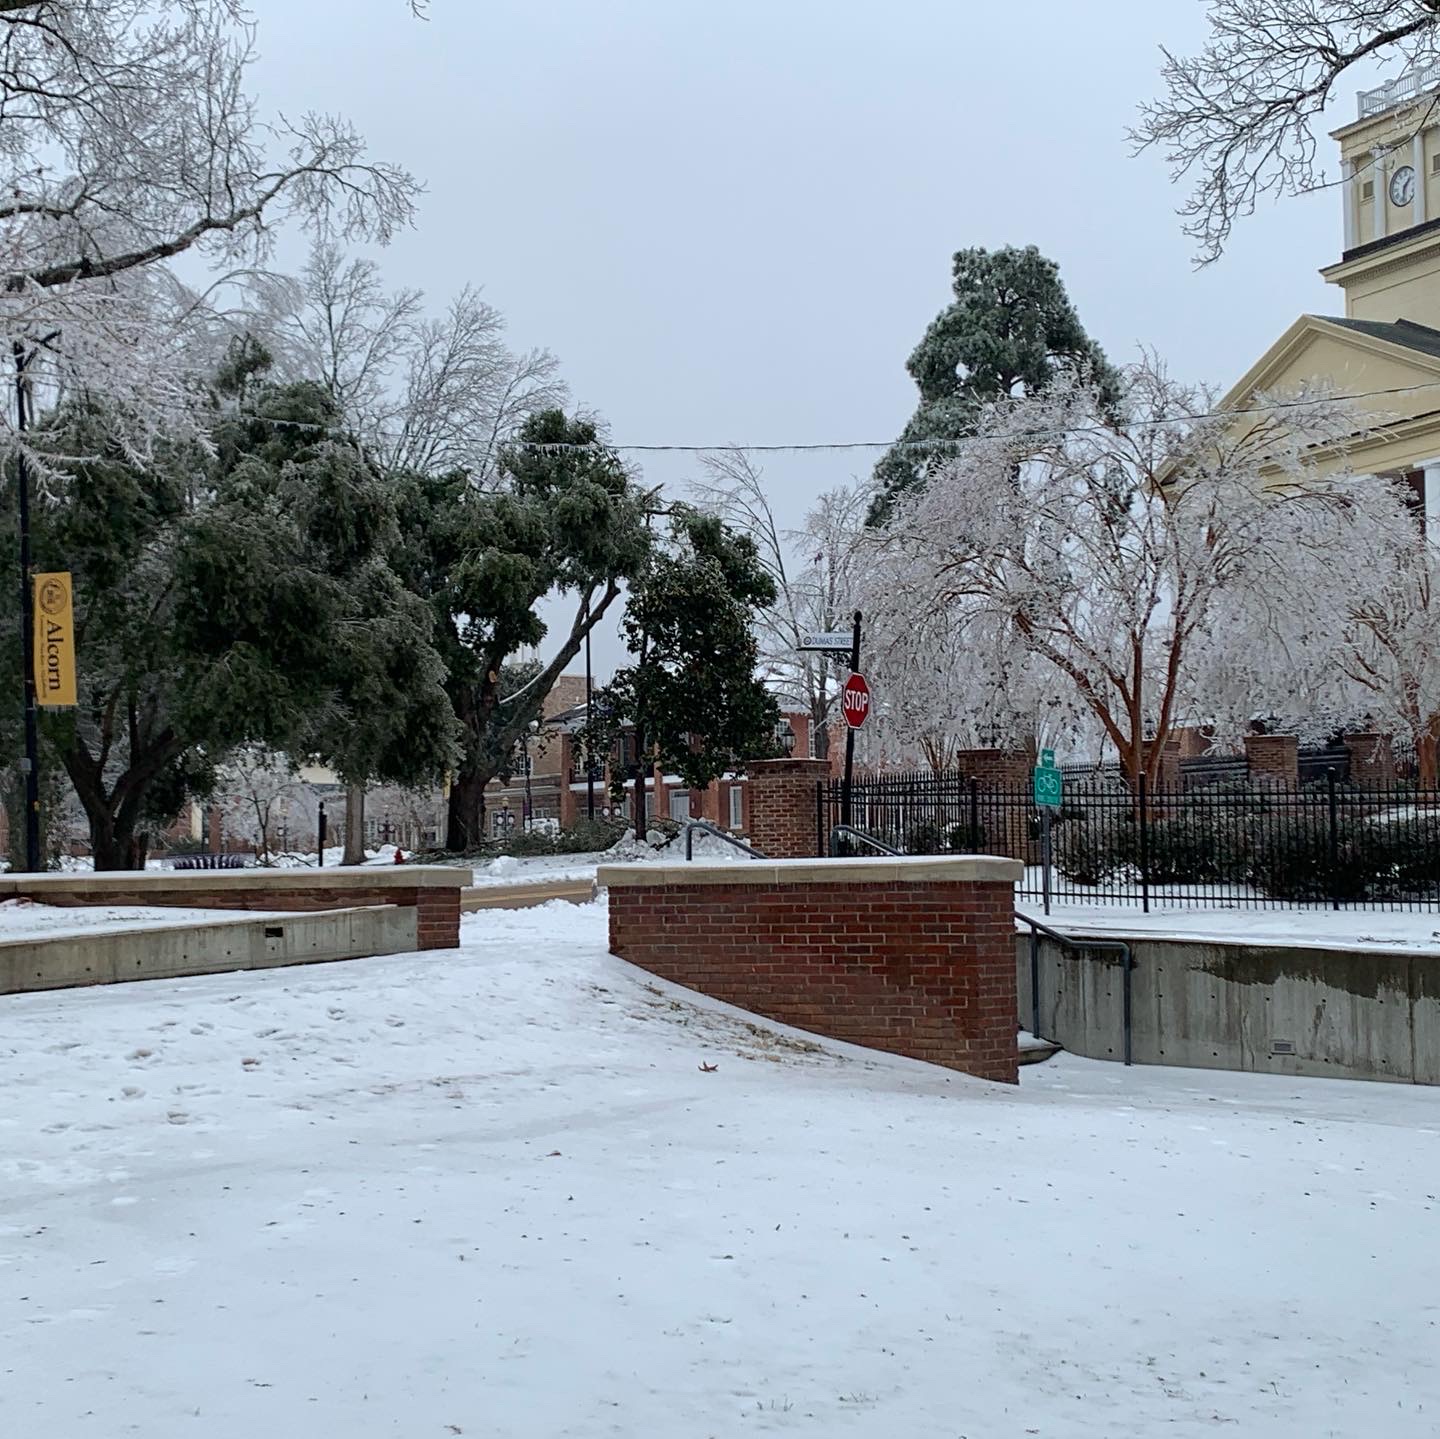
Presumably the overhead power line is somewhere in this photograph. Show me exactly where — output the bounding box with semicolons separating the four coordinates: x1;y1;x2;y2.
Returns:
12;375;1440;457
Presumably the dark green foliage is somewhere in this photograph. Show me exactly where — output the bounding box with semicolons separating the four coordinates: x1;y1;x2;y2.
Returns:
391;410;653;851
902;819;980;855
1052;803;1440;901
870;245;1119;523
0;354;455;869
588;506;781;796
1055;818;1134;887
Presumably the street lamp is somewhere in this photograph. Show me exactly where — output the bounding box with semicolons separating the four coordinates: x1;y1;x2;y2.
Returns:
777;720;797;756
522;718;538;827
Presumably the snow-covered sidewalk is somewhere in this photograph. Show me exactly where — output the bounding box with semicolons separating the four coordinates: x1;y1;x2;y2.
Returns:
1023;900;1440;952
0;898;289;941
2;899;1437;1437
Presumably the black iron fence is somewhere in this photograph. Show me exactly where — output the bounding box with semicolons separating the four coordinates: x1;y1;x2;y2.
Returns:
823;770;1440;911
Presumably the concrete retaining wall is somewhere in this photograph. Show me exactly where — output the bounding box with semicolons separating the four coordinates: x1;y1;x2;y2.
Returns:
0;865;465;950
0;905;419;995
1017;931;1440;1084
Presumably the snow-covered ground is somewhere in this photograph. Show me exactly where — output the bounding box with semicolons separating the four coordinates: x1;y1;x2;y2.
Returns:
2;901;1437;1437
0;898;288;941
1024;900;1440;953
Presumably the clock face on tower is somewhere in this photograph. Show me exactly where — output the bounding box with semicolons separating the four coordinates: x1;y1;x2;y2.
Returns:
1390;164;1416;207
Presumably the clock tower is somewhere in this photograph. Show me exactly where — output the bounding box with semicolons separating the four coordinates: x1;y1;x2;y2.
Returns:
1321;63;1440;328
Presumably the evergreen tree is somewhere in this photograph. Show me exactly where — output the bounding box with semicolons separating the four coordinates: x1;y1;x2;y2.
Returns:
588;507;781;829
391;409;653;851
870;245;1119;523
0;348;455;869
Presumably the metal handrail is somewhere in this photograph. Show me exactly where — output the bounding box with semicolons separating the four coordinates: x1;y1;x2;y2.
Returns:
1016;909;1134;1066
821;826;1135;1067
828;824;903;857
682;819;766;861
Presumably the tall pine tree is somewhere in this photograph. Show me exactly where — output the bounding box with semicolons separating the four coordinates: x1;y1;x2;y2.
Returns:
870;245;1118;523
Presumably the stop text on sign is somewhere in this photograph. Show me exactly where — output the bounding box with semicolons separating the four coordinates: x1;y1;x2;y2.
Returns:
841;672;871;729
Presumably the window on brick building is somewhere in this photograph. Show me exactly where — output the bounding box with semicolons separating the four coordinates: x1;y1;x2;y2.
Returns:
668;789;690;822
728;784;744;830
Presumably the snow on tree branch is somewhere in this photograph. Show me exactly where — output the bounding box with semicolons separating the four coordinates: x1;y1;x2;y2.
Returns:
0;1;420;476
1133;1;1440;263
691;450;868;757
861;356;1385;785
273;242;568;482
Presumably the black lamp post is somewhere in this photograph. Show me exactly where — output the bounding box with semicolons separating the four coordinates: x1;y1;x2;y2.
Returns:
522;718;538;826
777;720;797;756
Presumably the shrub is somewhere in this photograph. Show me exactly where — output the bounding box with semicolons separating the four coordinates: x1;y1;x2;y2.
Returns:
1054;819;1134;886
1143;816;1252;886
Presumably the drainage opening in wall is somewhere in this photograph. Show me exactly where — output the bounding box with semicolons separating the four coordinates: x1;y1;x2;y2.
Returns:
1272;1039;1296;1055
264;926;285;939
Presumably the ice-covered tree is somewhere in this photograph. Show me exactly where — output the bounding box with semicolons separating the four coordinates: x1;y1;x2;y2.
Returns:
865;358;1373;791
213;745;308;865
0;0;418;478
1134;1;1440;263
1312;486;1440;784
0;357;454;868
692;451;866;760
870;246;1119;523
276;243;567;483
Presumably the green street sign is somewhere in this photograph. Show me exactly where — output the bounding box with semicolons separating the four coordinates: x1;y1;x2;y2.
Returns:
1039;747;1057;769
1033;764;1063;809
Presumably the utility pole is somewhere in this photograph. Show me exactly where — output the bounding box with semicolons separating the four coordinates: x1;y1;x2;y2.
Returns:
14;343;40;872
584;606;595;821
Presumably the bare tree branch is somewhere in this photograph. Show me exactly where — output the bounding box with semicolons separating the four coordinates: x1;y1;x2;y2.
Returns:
1134;1;1440;263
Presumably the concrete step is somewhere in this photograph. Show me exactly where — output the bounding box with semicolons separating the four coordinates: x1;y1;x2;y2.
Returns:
1019;1034;1062;1066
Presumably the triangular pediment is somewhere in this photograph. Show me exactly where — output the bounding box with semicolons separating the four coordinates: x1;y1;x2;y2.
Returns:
1220;315;1440;425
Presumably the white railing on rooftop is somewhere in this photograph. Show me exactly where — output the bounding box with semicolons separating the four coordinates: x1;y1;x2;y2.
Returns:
1359;61;1440;119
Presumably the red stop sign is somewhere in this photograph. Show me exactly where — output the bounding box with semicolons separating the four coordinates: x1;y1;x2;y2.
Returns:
841;671;871;729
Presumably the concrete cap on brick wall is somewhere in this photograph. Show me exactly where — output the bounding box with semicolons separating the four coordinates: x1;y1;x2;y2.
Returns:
0;865;469;900
597;856;1023;888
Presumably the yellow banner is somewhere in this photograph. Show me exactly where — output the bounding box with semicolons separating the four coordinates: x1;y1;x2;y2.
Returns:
33;571;77;707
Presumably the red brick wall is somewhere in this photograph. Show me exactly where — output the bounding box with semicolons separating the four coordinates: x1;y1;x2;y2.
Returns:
747;759;830;858
608;874;1018;1083
1245;734;1299;787
1;881;462;951
1343;732;1396;786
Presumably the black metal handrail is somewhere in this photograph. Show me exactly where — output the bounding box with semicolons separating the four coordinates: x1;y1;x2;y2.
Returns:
682;819;766;861
826;824;1135;1067
1016;909;1134;1066
828;824;904;857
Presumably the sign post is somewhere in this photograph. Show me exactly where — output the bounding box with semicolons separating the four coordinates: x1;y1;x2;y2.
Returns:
841;611;862;830
1033;749;1063;915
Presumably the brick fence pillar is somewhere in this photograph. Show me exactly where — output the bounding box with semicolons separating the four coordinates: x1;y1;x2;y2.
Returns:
1244;734;1299;787
953;748;1033;862
1142;737;1183;792
746;758;831;858
1343;732;1396;786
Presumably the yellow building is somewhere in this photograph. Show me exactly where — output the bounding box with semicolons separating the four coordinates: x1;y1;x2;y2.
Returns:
1223;61;1440;517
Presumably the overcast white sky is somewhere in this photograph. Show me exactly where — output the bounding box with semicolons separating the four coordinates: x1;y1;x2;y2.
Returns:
249;0;1367;675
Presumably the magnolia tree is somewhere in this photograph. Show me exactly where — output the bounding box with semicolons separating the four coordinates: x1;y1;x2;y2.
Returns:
864;359;1378;791
692;452;867;761
0;0;418;480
